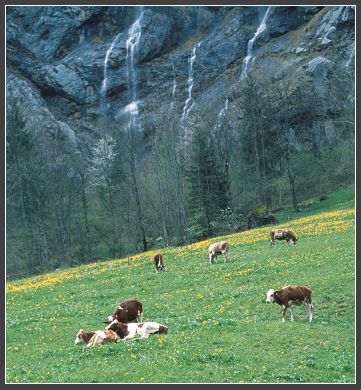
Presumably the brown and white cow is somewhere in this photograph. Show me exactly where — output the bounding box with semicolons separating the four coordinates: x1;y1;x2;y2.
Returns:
270;228;297;246
75;328;119;347
152;252;166;273
107;319;168;340
105;298;143;324
208;241;229;263
266;285;313;322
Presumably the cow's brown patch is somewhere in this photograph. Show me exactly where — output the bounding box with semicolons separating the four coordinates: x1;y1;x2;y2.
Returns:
107;299;143;324
108;322;130;339
158;325;168;334
80;331;96;344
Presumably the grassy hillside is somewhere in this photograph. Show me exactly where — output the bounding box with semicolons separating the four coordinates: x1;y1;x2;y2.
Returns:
6;186;355;383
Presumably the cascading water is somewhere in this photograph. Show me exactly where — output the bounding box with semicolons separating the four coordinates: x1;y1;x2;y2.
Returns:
180;41;202;128
170;56;177;110
125;9;144;132
212;98;229;134
240;7;271;80
100;32;123;113
208;98;229;147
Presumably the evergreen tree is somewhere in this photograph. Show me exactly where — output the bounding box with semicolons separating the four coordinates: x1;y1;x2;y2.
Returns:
186;124;228;240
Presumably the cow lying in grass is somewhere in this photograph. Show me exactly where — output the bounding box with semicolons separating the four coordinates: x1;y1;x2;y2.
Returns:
152;252;166;273
266;285;313;322
106;298;143;324
208;241;229;263
270;228;297;246
75;329;119;347
106;319;168;340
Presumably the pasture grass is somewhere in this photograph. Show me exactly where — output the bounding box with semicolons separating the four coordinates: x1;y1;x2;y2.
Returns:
6;187;355;383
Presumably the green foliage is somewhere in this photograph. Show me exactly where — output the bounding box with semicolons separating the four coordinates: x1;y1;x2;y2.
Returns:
246;204;276;229
211;207;245;235
186;125;229;240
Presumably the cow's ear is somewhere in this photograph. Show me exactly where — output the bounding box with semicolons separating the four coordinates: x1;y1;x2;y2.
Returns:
274;291;278;298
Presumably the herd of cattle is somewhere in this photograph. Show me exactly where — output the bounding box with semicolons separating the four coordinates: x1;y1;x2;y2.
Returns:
75;227;313;347
75;298;168;347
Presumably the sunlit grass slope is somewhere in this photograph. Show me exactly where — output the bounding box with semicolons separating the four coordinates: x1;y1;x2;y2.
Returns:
6;188;355;383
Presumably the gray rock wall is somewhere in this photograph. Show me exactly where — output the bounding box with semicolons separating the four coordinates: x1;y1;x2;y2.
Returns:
6;6;355;148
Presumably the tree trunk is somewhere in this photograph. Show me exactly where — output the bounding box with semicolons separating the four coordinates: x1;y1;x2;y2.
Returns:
312;121;321;158
252;127;263;204
285;145;298;211
131;168;148;252
154;143;169;246
80;173;91;256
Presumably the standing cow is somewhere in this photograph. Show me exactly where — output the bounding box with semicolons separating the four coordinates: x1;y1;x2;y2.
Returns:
266;285;313;322
208;241;229;263
270;228;297;245
105;298;143;324
152;252;166;273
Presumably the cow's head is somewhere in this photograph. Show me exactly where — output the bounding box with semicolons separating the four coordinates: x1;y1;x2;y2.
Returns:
290;236;298;245
74;329;86;344
266;289;276;303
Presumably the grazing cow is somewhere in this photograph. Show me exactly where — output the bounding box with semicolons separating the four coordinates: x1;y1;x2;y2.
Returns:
208;241;229;263
266;285;313;322
75;329;119;347
152;252;166;273
106;298;143;324
107;319;168;340
270;228;297;245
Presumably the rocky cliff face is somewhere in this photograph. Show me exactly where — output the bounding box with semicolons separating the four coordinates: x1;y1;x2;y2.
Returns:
6;6;355;148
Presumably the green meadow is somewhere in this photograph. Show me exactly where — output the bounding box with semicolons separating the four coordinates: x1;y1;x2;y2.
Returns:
6;186;355;383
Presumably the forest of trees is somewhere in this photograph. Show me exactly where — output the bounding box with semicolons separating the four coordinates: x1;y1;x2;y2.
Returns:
6;69;354;279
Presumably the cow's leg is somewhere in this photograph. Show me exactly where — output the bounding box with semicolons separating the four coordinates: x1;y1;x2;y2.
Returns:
137;310;143;322
209;253;214;264
307;304;313;322
87;334;98;347
306;301;313;322
289;307;294;321
223;251;227;263
281;304;288;322
303;298;313;322
154;263;159;273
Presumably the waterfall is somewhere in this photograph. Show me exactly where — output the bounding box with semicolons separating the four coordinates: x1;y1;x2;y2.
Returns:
125;9;144;132
101;32;123;112
213;98;229;134
170;56;177;110
180;41;202;128
240;7;271;80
